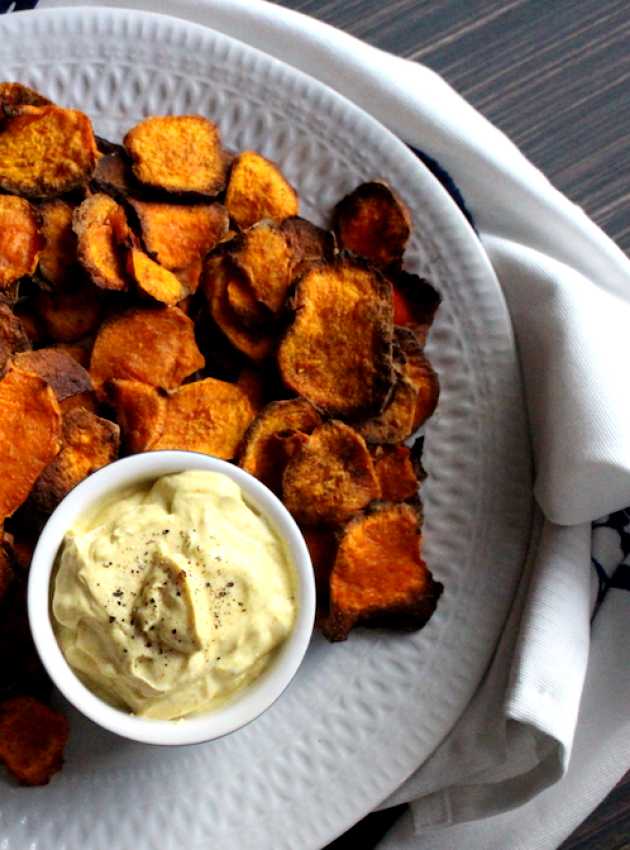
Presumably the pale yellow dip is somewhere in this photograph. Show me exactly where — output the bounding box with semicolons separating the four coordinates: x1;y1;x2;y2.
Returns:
52;470;297;720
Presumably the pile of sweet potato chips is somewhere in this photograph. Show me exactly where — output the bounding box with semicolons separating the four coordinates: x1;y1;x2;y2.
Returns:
0;81;443;784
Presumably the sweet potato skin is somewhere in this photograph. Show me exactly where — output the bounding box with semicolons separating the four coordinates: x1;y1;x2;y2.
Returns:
0;82;51;109
282;420;379;526
0;365;61;519
123;115;227;196
0;195;41;289
323;501;443;641
0;696;69;785
90;305;204;391
225;151;298;229
30;408;119;513
0;105;97;198
151;378;256;460
333;181;411;268
277;255;394;418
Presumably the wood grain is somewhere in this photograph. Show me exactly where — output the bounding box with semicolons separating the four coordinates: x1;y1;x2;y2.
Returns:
272;1;630;847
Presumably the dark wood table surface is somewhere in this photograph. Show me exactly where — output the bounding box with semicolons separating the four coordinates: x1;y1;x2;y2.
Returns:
274;1;630;848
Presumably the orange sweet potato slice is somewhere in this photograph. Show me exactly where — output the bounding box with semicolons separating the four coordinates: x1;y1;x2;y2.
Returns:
0;696;69;785
0;365;61;519
225;274;271;328
239;397;322;491
0;303;30;373
73;193;130;291
391;271;441;348
107;379;167;454
172;257;203;296
323;501;443;641
0;195;41;289
225;151;298;229
37;199;77;286
203;255;274;361
0;104;97;198
30;407;120;513
333;181;411;268
0;82;51;110
356;376;417;444
396;328;440;430
277;256;394;418
127;247;187;306
371;445;419;502
34;285;103;343
13;348;95;413
231;220;295;314
282;420;379;526
90;306;204;392
235;367;267;411
151;378;256;460
302;526;338;613
129;199;229;270
123;115;227;196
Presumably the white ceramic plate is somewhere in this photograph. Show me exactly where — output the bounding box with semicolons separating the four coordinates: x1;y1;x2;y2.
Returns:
0;8;533;850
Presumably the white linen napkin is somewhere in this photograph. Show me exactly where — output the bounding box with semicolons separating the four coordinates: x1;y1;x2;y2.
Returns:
24;2;630;847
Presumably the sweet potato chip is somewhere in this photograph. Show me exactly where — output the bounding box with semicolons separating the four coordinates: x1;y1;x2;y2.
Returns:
282;420;379;526
73;193;129;291
129;199;229;270
90;306;204;391
0;303;30;373
323;501;443;641
396;328;440;430
225;151;298;229
239;397;322;490
302;526;337;611
107;379;167;454
0;104;97;198
0;82;51;110
277;256;394;418
0;195;41;289
371;445;419;502
281;216;335;276
30;407;119;513
203;255;274;361
391;271;441;348
127;247;187;306
53;339;93;369
34;285;103;343
14;348;95;414
123;115;227;196
91;145;134;199
235;367;266;411
356;376;417;444
151;378;256;460
38;199;77;286
0;365;61;519
231;220;296;315
225;275;270;328
333;181;411;268
172;257;203;295
0;696;69;785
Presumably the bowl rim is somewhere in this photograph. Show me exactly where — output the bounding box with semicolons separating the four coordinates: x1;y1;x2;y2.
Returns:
27;450;315;746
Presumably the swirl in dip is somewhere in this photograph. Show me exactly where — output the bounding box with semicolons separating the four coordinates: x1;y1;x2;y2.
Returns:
52;470;297;720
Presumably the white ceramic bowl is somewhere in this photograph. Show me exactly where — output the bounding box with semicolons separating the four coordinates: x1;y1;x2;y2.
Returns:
27;451;315;746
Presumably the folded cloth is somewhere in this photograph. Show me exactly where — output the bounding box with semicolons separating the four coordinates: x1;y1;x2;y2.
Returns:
17;1;630;847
